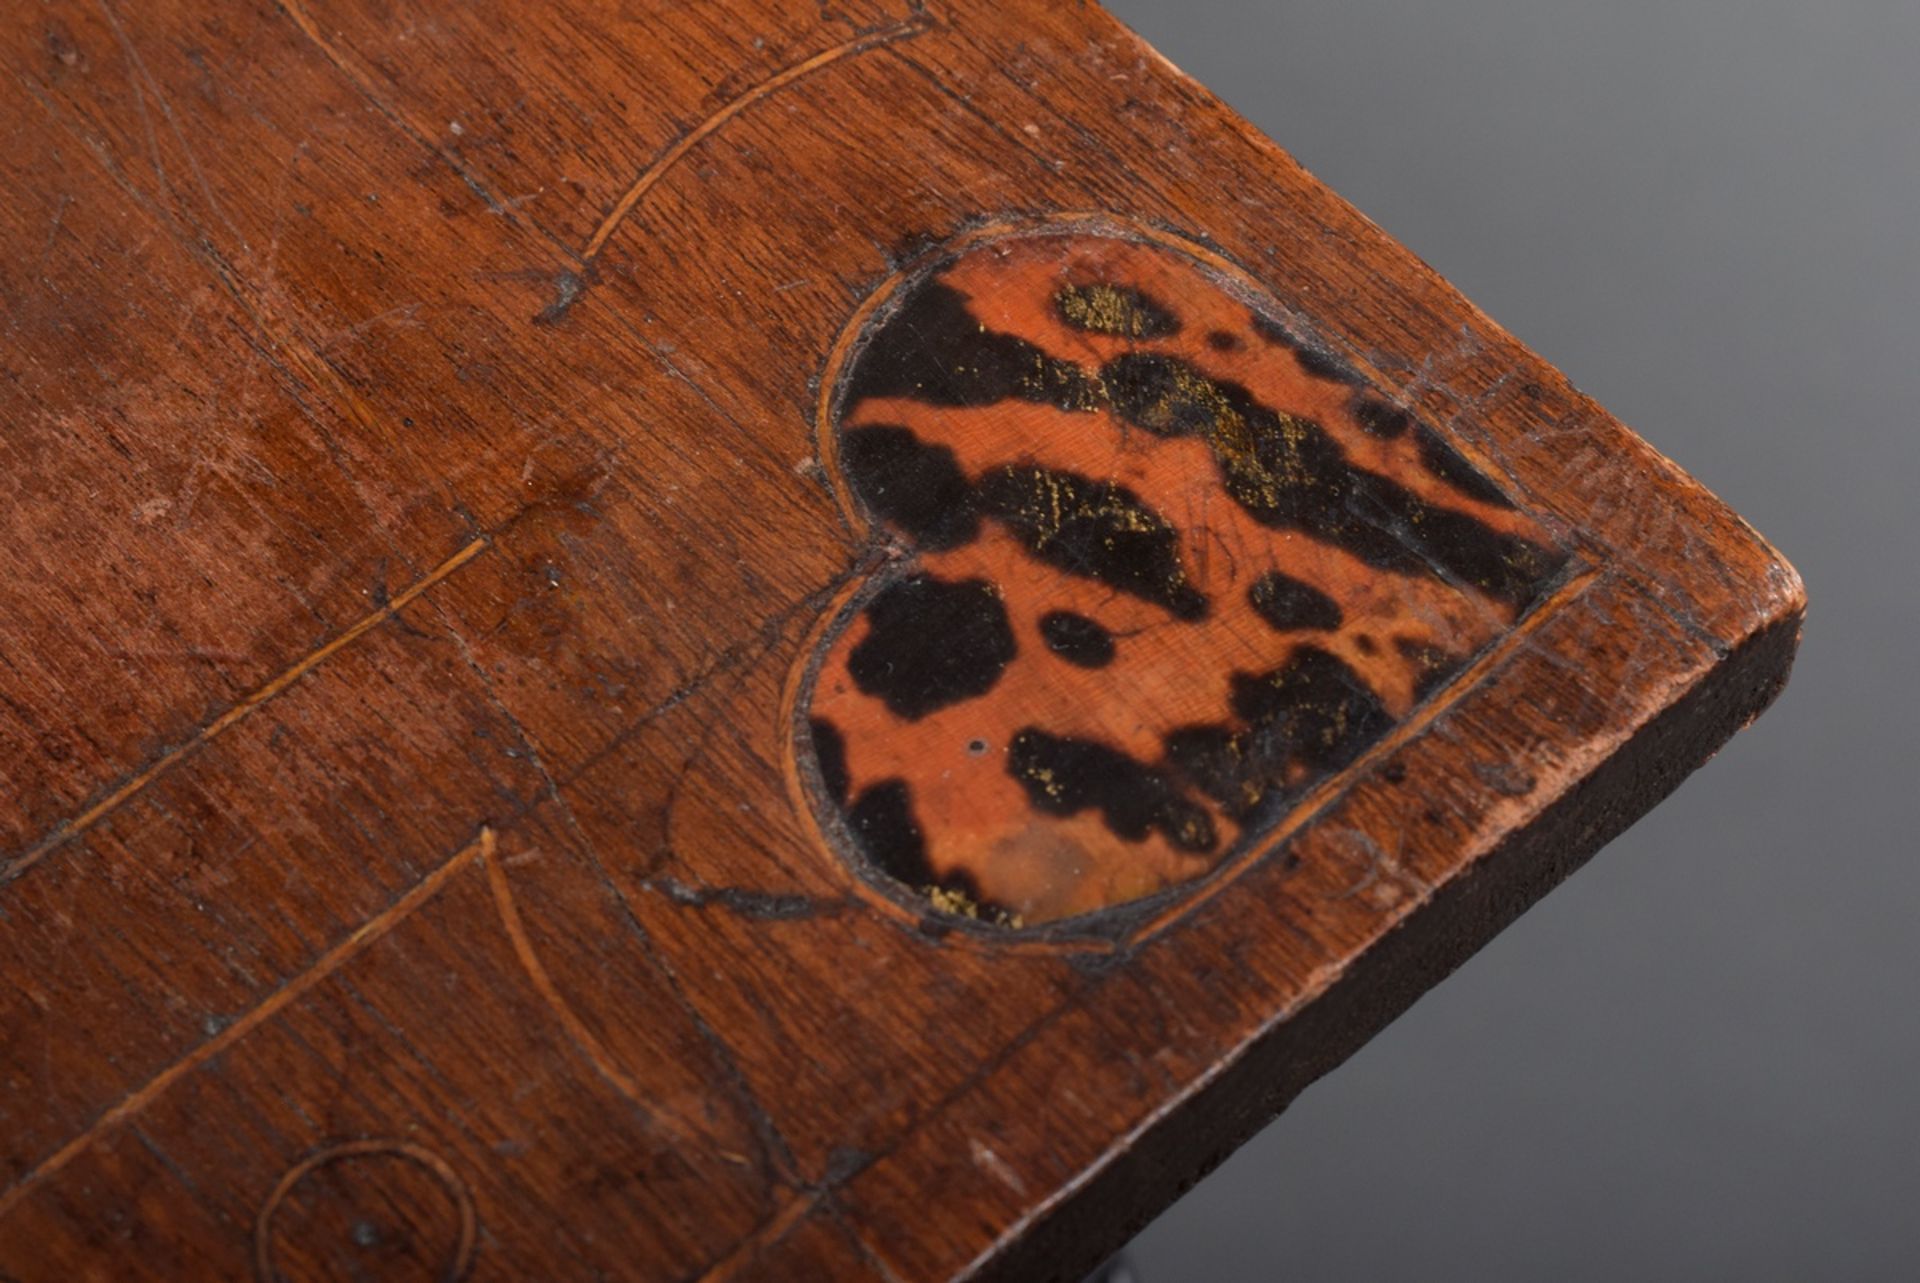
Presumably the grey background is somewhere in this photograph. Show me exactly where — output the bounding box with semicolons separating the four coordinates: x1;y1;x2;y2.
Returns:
1097;1;1919;1279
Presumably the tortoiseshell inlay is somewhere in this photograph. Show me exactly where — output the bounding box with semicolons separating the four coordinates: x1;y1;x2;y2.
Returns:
802;227;1567;927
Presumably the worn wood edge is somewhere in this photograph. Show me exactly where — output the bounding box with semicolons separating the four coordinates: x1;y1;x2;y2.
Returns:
958;601;1804;1283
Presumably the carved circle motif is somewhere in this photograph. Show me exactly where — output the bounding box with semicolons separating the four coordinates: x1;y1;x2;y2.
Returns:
254;1139;478;1283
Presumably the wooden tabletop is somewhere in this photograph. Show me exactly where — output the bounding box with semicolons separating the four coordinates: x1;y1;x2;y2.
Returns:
0;1;1801;1279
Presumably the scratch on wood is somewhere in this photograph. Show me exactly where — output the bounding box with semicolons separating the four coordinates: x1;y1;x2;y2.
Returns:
316;301;424;353
275;0;538;235
19;71;424;548
643;876;847;922
579;15;932;262
0;828;494;1224
96;0;247;251
532;270;586;326
0;537;490;889
30;194;73;287
1326;828;1418;905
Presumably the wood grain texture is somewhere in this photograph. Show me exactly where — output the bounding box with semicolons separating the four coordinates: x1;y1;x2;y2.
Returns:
0;1;1801;1280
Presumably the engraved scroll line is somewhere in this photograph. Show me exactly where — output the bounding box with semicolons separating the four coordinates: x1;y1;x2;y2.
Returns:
278;0;931;271
0;537;490;889
579;12;933;261
482;849;704;1148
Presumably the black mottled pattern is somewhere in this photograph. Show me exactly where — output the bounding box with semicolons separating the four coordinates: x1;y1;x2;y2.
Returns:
842;422;1211;624
1249;312;1296;346
843;280;1100;410
1038;611;1116;668
848;574;1016;720
1233;647;1396;771
1395;637;1466;702
1292;344;1360;384
976;464;1209;621
1249;570;1343;632
847;778;1015;919
1167;646;1394;822
817;254;1568;894
846;779;932;886
1413;425;1518;509
1250;311;1359;383
1352;396;1412;440
1007;729;1217;853
1101;352;1563;608
840;425;980;549
810;718;850;806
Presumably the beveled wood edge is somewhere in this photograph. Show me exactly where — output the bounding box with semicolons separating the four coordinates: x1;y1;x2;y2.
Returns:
812;559;1802;1280
961;606;1803;1283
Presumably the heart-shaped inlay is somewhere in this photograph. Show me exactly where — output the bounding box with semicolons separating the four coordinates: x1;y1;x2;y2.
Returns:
798;223;1567;928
